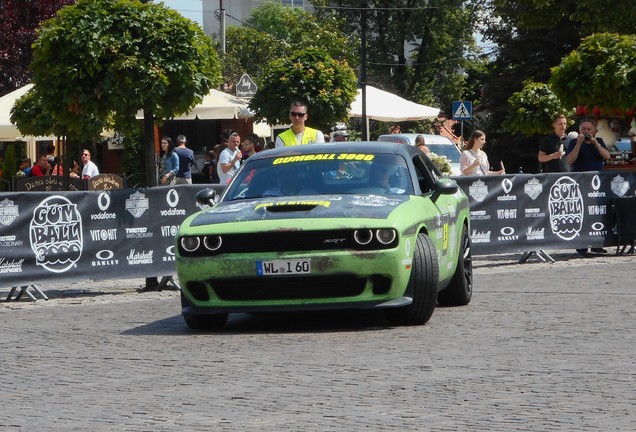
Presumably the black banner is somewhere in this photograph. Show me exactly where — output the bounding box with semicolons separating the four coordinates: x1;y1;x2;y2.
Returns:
0;184;225;287
1;172;634;288
453;171;636;254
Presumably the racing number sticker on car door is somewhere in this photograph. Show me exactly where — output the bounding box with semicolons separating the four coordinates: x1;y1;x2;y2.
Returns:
433;196;458;272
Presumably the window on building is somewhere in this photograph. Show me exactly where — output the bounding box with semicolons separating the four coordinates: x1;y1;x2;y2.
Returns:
281;0;304;7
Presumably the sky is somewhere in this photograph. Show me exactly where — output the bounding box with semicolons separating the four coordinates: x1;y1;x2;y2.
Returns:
161;0;203;25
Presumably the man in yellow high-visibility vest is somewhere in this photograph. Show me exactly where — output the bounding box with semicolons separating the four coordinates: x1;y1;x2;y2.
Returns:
275;101;325;148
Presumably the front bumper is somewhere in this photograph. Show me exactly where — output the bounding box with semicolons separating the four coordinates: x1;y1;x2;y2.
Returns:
176;248;414;312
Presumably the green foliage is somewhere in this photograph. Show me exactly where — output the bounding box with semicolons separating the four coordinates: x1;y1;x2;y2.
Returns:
249;48;358;132
223;2;357;88
12;0;221;140
490;0;636;35
503;81;573;136
1;144;19;191
312;0;477;111
120;127;146;187
550;33;636;112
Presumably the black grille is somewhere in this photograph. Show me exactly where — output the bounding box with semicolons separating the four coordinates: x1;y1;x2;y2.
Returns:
179;229;398;257
212;275;366;301
222;230;356;253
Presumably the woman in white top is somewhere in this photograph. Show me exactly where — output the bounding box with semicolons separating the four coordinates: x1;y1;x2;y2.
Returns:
459;130;505;176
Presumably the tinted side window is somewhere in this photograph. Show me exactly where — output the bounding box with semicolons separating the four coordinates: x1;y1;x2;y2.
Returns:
412;155;437;194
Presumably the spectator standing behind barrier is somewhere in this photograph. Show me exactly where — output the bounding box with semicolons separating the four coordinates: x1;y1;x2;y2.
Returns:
52;156;79;177
210;144;222;183
173;135;194;184
46;143;56;171
538;114;570;172
275;101;325;147
565;118;611;172
17;158;32;177
565;118;611;257
158;136;179;185
217;131;242;184
459;130;505;176
333;130;349;142
81;149;99;179
415;135;430;154
30;154;52;176
242;133;259;160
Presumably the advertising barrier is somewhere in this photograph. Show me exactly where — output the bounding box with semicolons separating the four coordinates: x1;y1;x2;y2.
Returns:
453;171;636;254
1;171;634;289
0;184;225;288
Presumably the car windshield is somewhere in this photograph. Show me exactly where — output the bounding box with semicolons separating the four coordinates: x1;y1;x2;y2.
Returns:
224;152;414;200
427;144;460;163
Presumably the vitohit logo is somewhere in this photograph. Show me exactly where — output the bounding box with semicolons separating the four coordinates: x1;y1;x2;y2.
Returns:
30;196;83;273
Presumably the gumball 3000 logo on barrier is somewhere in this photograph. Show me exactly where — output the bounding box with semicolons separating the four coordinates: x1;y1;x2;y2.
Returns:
548;177;584;241
30;196;83;273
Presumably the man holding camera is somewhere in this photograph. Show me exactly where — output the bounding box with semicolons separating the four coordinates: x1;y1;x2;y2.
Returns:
565;118;611;257
566;118;611;171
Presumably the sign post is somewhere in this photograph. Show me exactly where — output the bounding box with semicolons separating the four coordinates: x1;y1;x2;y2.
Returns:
236;74;257;99
452;100;472;145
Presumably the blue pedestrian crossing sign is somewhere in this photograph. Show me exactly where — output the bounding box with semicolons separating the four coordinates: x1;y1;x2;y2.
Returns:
452;101;472;120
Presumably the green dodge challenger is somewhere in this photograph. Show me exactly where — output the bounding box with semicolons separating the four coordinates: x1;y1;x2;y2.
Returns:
176;142;472;329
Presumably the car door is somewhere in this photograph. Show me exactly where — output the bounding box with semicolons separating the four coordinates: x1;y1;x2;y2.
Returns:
412;154;460;279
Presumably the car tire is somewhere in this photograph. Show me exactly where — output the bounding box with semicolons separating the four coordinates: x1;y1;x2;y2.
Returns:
181;292;228;330
438;224;473;306
385;233;438;325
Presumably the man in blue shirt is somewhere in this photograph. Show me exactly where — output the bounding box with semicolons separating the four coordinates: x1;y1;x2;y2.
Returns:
565;118;611;257
566;118;611;171
173;134;195;184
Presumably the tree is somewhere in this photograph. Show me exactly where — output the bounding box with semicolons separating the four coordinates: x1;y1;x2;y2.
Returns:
0;143;18;191
312;0;479;112
11;0;221;185
550;33;636;114
223;2;357;88
249;48;358;132
0;0;75;96
471;0;635;172
503;81;573;136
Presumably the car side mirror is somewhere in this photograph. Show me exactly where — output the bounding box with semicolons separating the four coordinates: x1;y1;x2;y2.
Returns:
431;178;458;202
196;188;217;206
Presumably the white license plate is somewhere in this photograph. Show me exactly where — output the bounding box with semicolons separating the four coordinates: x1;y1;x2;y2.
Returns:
257;259;311;276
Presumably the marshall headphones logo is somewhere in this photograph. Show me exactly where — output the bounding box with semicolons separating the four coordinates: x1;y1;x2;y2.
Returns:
29;195;83;273
469;179;488;203
471;229;491;243
524;177;543;200
548;176;584;241
526;227;545;241
0;198;19;226
126;191;149;218
610;174;630;197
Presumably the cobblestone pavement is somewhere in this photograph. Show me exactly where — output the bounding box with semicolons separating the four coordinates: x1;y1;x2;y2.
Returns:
1;250;635;431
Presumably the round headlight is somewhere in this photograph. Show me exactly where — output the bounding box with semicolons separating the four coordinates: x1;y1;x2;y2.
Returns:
203;235;222;251
180;236;200;253
353;229;373;245
376;229;396;245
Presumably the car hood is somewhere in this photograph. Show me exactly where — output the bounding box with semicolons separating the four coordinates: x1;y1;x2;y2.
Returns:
189;194;411;227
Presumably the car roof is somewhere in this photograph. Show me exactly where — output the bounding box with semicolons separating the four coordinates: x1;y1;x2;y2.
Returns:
377;133;456;146
250;141;419;161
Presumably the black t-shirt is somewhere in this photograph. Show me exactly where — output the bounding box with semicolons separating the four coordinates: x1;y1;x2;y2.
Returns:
539;133;569;172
